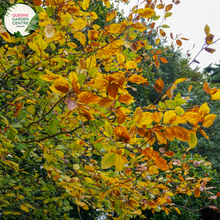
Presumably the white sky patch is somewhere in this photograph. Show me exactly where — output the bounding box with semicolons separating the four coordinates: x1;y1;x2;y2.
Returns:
111;0;220;71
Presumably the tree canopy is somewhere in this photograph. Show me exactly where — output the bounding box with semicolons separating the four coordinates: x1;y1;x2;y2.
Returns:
1;0;220;219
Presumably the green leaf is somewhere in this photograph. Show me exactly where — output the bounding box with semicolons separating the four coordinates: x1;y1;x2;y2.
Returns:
46;6;54;17
161;24;170;28
174;93;186;106
175;106;185;116
25;14;39;33
164;12;172;18
165;100;176;109
104;121;113;137
101;153;117;169
188;132;197;149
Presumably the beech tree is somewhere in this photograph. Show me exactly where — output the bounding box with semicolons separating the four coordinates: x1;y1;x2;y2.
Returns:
1;0;220;219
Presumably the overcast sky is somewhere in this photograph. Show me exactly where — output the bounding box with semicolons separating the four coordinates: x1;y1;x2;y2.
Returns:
113;0;220;71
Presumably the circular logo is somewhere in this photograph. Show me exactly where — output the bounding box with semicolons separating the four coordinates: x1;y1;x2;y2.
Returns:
3;4;39;37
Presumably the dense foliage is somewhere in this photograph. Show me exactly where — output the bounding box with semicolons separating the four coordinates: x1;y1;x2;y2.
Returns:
1;0;220;219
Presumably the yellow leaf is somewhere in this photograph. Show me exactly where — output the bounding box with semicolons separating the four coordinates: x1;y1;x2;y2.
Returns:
188;85;193;92
20;204;29;212
99;191;106;202
163;110;176;124
131;22;147;32
84;164;95;172
115;154;125;171
78;0;90;10
199;129;209;139
78;91;100;104
88;30;99;40
203;114;217;127
24;203;36;210
211;90;220;100
74;32;86;46
1;32;14;43
104;121;113;137
151;111;163;123
125;61;137;70
188;131;197;149
50;76;70;93
199;102;210;115
117;53;125;64
137;8;155;18
174;78;187;85
173;207;181;215
71;18;87;30
204;24;210;35
155;38;160;45
105;10;117;22
101;153;117;169
102;0;110;8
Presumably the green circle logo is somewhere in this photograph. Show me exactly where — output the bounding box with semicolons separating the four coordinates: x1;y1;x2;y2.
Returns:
3;3;39;37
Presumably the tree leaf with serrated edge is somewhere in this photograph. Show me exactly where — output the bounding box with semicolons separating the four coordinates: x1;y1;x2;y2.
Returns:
104;121;113;137
204;24;210;35
164;12;172;18
172;126;190;142
101;153;117;169
154;78;164;92
20;204;29;212
203;114;217;127
165;100;176;109
188;132;197;149
165;4;173;12
205;48;216;54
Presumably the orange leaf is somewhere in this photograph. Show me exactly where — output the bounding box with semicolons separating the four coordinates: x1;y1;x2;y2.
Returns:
1;32;14;43
188;85;193;93
154;78;164;92
176;39;182;46
33;0;43;6
157;4;164;9
164;127;174;141
165;4;173;12
199;129;209;140
114;126;130;143
155;130;167;144
166;87;173;99
128;74;147;84
203;82;211;94
194;188;201;197
172;126;190;142
107;82;118;98
50;77;70;94
151;111;163;123
115;109;126;124
105;10;117;22
154;59;160;69
88;30;99;41
118;94;134;104
165;151;175;157
160;57;168;63
98;97;113;107
78;91;100;104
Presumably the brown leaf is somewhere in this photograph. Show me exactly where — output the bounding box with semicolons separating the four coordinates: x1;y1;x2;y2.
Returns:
65;99;77;110
165;4;173;12
176;39;182;46
107;82;118;98
154;78;164;92
205;48;216;54
78;91;100;104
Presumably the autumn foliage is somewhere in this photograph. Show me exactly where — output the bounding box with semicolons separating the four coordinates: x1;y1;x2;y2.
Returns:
0;0;220;219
